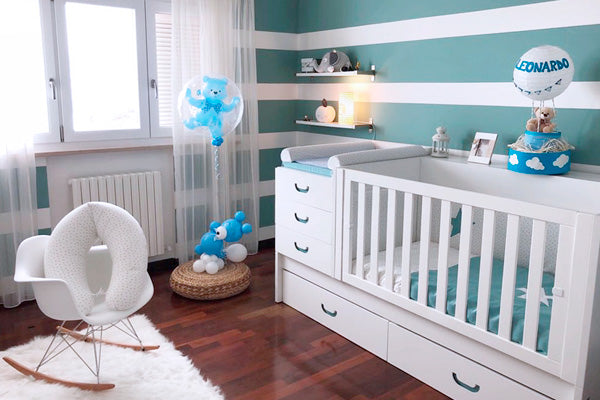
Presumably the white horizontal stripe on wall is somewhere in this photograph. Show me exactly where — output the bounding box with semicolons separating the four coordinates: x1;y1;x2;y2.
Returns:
259;82;600;109
259;180;275;197
257;83;297;101
0;209;50;235
293;0;599;50
258;131;297;149
259;225;275;240
255;30;298;50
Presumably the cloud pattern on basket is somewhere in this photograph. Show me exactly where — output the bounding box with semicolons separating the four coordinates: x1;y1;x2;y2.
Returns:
44;202;148;315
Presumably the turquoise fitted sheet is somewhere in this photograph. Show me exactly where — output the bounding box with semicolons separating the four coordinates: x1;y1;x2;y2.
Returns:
410;257;554;354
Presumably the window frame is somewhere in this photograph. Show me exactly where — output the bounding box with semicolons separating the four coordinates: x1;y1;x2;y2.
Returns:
146;0;172;138
34;0;61;144
53;0;151;142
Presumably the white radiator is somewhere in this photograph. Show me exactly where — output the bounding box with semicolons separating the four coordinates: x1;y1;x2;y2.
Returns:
69;171;165;257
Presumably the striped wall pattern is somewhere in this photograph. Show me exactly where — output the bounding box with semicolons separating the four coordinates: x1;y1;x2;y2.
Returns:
254;0;600;232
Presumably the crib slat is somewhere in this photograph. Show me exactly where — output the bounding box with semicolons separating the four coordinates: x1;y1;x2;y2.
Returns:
418;196;432;305
455;205;473;322
356;183;367;279
547;225;573;361
498;214;520;340
369;186;381;285
476;209;496;330
436;200;452;313
385;189;397;292
523;220;547;351
400;193;414;298
342;178;354;279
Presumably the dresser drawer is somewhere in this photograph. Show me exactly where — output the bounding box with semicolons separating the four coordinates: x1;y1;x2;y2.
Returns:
283;270;388;359
276;201;333;243
387;323;550;400
276;225;333;276
275;167;333;211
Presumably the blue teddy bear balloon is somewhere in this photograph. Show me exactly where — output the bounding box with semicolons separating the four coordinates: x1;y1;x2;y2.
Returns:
194;211;252;259
184;76;240;147
221;211;253;242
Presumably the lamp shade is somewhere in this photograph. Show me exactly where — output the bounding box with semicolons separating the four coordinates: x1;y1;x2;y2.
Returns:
338;92;354;125
513;45;574;101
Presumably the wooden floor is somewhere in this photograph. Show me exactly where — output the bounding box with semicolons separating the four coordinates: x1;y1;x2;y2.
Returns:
0;246;448;400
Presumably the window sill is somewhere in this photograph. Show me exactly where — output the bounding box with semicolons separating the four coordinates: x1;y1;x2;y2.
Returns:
34;137;173;157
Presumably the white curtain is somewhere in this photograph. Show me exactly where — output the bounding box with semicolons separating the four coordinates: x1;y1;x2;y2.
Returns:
171;0;259;262
0;137;37;308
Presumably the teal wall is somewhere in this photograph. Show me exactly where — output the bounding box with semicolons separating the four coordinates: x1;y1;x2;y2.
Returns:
255;1;600;229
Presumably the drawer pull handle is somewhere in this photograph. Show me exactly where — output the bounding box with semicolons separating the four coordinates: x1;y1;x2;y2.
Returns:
294;242;309;253
452;373;480;393
321;304;337;317
294;213;309;224
294;183;309;193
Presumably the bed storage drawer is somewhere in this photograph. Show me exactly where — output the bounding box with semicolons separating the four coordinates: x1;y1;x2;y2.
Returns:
276;225;333;276
276;201;333;243
387;323;550;400
283;271;388;359
276;167;333;211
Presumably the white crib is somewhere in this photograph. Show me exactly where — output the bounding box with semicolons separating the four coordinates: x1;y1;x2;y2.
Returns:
275;152;600;400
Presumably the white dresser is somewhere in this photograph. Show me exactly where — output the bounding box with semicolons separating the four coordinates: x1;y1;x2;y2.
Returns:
275;167;335;277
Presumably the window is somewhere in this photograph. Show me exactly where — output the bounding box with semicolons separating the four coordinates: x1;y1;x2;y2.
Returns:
0;1;57;143
16;0;172;144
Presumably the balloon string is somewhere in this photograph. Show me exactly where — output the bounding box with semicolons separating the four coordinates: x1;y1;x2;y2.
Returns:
214;147;222;220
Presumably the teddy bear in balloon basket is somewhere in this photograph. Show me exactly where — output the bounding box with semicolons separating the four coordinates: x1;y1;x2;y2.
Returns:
508;45;575;175
192;211;253;274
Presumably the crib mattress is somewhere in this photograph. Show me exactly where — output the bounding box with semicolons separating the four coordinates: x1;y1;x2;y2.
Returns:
409;257;554;354
355;242;462;292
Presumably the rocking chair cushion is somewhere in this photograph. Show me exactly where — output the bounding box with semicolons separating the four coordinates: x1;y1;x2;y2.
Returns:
44;202;148;316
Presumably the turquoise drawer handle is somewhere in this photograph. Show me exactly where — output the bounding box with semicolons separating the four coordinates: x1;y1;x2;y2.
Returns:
294;183;309;193
321;304;337;317
294;213;309;224
294;242;309;253
452;372;480;393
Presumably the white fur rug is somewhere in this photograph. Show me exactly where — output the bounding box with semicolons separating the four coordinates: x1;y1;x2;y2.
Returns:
0;315;223;400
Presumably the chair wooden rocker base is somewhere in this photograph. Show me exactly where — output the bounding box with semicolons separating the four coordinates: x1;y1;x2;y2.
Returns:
2;318;160;391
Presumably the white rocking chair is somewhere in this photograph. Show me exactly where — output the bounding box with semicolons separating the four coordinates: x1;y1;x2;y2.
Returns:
3;205;158;391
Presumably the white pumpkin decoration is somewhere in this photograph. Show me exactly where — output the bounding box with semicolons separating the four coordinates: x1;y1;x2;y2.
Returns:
315;99;336;123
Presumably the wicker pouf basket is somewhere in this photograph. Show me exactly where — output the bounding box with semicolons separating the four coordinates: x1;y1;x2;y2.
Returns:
169;260;251;300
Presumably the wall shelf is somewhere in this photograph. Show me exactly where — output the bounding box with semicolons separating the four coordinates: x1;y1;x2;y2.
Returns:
296;66;376;81
295;120;373;130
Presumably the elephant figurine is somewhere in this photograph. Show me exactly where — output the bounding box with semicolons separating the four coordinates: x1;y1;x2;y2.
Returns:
311;50;352;73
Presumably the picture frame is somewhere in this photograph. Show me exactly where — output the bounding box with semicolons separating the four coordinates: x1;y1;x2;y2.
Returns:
468;132;498;164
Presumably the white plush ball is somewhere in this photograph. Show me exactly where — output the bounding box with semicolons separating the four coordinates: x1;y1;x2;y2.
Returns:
226;243;248;263
216;258;225;270
201;253;210;261
205;261;219;274
192;259;206;273
513;45;574;101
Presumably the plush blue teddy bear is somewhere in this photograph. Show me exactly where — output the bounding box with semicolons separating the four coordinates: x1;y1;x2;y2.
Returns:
184;76;240;146
194;211;252;259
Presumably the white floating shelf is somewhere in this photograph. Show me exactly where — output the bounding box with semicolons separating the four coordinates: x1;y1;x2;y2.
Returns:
295;120;373;130
295;70;373;77
296;66;376;81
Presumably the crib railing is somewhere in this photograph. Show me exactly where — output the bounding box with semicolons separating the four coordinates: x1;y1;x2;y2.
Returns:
337;168;589;375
